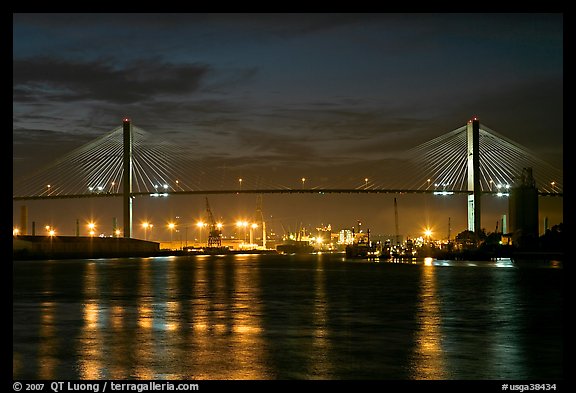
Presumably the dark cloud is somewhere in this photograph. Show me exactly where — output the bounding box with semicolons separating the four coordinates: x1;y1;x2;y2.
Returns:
13;57;211;104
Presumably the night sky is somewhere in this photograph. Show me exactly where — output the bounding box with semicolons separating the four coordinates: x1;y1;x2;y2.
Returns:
12;13;563;240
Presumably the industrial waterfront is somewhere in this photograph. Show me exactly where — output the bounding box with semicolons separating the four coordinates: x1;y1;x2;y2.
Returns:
12;253;563;380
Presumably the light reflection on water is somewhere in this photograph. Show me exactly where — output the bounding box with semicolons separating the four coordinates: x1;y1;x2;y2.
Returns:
13;255;563;380
410;263;446;379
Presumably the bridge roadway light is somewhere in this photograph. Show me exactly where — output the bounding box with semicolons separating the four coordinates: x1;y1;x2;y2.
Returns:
302;177;306;188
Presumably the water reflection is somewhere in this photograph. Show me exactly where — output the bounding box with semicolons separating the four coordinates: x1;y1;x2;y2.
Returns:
78;261;104;379
38;262;58;380
410;260;446;379
14;255;563;380
309;258;331;378
38;300;57;379
228;255;268;379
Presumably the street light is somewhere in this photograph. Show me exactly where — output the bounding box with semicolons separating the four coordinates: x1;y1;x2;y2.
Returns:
238;178;243;190
250;223;258;245
168;222;176;247
301;177;306;188
142;222;151;241
364;178;368;189
87;222;96;237
423;228;432;244
196;221;206;245
236;221;248;243
13;228;20;236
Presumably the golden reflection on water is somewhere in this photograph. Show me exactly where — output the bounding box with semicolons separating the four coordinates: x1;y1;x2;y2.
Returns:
78;262;104;379
309;260;330;378
133;260;154;379
38;300;57;379
187;256;268;379
226;255;268;379
410;262;446;379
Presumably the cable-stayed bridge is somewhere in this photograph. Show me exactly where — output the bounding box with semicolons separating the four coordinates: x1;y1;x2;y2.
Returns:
13;117;563;238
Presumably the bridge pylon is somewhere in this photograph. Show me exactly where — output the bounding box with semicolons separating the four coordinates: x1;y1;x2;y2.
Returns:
467;116;481;235
123;118;133;238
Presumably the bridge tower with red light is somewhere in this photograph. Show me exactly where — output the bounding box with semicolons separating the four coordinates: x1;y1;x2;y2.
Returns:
467;116;481;235
123;118;133;238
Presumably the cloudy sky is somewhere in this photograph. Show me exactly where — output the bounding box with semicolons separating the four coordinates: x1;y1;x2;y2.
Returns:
12;13;563;239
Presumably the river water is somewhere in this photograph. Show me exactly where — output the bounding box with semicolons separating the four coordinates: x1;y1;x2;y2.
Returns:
12;254;563;380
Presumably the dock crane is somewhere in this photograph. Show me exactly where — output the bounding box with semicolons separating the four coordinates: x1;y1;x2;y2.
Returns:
205;197;222;247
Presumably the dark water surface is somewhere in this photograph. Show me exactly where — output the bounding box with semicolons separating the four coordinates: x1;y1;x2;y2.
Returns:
13;254;563;380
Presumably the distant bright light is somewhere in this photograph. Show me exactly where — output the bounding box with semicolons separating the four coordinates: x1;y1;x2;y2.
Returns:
13;228;20;236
